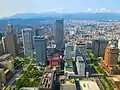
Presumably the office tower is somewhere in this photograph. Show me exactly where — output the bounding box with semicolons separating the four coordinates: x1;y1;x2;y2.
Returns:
65;43;72;59
76;56;85;76
75;43;86;60
104;45;119;65
8;24;14;33
34;28;44;36
0;32;3;40
0;42;4;55
2;37;7;53
34;36;47;66
100;44;120;74
92;39;108;56
5;24;18;55
54;19;64;50
22;28;34;56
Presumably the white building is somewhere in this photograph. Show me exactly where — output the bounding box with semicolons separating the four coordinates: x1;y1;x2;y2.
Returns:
22;28;33;56
76;56;85;76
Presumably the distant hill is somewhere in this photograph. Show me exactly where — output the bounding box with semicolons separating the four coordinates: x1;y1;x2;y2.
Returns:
1;12;120;20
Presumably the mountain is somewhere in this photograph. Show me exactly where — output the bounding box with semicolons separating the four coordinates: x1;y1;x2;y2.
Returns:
1;12;120;20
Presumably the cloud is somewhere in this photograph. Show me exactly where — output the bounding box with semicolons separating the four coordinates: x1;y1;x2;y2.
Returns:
86;8;112;12
49;8;64;12
59;8;64;12
59;8;64;11
87;8;92;12
49;8;57;12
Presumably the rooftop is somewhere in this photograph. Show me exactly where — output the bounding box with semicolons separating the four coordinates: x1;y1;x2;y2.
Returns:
20;87;39;90
47;44;56;48
76;56;84;62
22;28;33;31
80;80;100;90
112;77;120;81
33;36;45;39
0;54;11;62
40;70;55;90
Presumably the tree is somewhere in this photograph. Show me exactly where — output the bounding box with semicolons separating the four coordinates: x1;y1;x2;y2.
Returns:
15;56;45;90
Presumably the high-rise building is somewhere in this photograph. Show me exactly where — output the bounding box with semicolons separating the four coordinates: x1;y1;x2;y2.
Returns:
65;43;72;59
92;39;108;56
34;28;44;36
8;24;14;33
104;45;119;66
2;37;7;53
34;36;47;66
0;32;3;40
22;28;34;56
0;42;4;55
54;19;64;50
100;44;120;74
75;43;86;60
76;56;86;76
5;24;18;55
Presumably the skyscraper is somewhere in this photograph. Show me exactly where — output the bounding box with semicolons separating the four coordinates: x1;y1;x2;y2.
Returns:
0;42;4;55
8;24;14;33
0;32;3;40
34;36;47;66
22;28;34;56
5;24;18;55
54;19;64;50
92;39;108;56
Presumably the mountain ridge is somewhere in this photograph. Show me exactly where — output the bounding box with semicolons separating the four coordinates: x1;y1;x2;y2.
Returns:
1;12;120;20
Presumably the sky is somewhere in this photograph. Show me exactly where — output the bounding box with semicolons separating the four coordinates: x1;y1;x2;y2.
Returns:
0;0;120;17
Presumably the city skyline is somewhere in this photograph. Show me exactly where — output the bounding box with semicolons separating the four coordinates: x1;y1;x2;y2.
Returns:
1;0;120;18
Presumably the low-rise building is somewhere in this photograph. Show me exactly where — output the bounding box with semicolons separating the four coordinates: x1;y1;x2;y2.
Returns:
39;70;55;90
60;84;76;90
80;80;100;90
0;54;14;72
0;54;14;85
49;54;60;66
0;67;13;85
